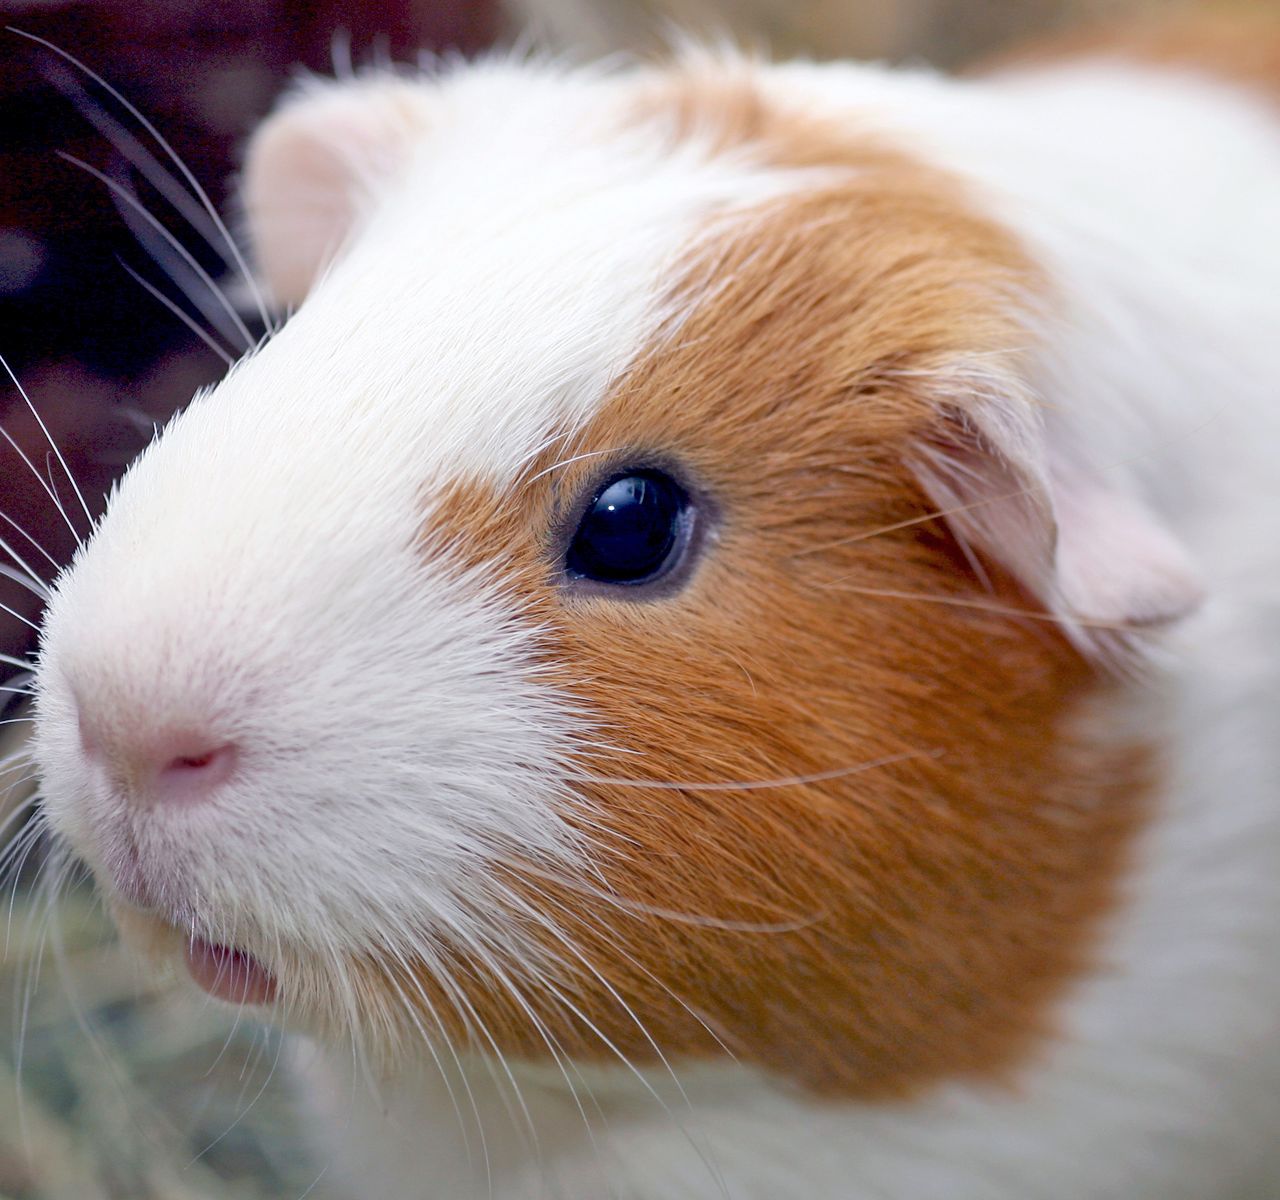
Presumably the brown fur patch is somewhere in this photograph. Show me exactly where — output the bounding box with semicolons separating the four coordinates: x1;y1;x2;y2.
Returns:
395;77;1153;1098
977;9;1280;99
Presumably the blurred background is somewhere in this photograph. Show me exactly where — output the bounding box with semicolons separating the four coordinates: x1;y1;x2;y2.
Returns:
0;0;1269;1194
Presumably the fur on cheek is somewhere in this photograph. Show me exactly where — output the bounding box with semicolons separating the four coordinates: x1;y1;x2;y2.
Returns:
376;112;1158;1098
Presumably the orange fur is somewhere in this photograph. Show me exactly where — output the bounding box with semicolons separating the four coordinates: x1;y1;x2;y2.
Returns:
392;78;1154;1098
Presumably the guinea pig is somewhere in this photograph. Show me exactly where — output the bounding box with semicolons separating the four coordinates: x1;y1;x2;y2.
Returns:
28;13;1280;1200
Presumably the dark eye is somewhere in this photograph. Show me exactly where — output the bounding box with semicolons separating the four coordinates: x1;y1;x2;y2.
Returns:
565;470;692;586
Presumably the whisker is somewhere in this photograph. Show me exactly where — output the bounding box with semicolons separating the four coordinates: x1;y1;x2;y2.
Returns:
111;188;253;352
378;954;493;1190
823;584;1141;631
236;1022;270;1086
392;912;554;1157
314;929;386;1110
0;510;63;575
0;354;94;535
514;874;741;1061
0;547;52;601
39;849;163;1150
427;915;588;1156
0;383;84;548
8;818;55;1163
8;816;53;1125
189;1024;288;1168
510;428;573;481
0;606;40;635
58;152;255;351
436;918;606;1176
470;885;702;1128
789;483;1040;558
8;25;275;336
118;260;236;367
0;797;43;910
0;817;46;918
0;567;47;604
330;29;355;80
525;445;621;486
510;949;729;1199
570;747;938;792
495;852;822;936
44;65;226;253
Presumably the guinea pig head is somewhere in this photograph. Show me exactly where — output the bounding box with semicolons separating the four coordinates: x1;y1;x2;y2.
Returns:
33;61;1201;1096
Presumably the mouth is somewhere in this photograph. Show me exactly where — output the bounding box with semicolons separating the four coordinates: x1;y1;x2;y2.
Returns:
183;937;278;1006
92;833;279;1006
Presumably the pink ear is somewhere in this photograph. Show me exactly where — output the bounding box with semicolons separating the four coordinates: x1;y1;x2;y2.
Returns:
1050;459;1205;632
912;388;1203;660
239;77;431;308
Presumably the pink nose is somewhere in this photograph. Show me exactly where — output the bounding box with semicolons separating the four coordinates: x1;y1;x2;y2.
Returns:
79;715;238;807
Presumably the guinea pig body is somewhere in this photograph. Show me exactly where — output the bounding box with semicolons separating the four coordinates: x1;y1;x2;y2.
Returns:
30;18;1280;1200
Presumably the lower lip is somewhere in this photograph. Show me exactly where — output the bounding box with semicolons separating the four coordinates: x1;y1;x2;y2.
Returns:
183;938;278;1005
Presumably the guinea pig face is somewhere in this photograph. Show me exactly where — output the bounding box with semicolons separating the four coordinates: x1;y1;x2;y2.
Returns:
33;60;1199;1095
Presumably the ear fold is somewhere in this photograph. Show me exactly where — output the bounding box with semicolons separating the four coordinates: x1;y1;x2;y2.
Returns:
239;76;432;308
912;376;1203;661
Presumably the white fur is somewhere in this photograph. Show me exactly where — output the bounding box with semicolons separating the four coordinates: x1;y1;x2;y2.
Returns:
31;51;1280;1200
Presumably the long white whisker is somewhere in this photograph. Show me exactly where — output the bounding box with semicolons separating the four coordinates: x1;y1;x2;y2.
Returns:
0;396;83;548
378;953;492;1190
503;428;573;486
9;25;275;336
0;565;47;602
499;869;741;1062
790;483;1042;558
0;546;51;600
0;793;39;852
437;914;606;1170
570;747;939;792
57;152;256;351
512;938;728;1197
398;928;552;1166
525;445;622;486
10;813;55;1152
46;66;226;251
0;354;94;534
0;605;40;635
0;510;63;574
2;820;47;928
824;583;1142;632
496;903;730;1199
118;260;236;367
497;850;821;935
40;850;163;1150
111;188;253;351
189;1025;288;1167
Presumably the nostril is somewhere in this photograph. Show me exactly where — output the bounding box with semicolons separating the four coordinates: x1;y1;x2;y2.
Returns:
171;751;218;771
72;695;240;807
154;742;238;803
